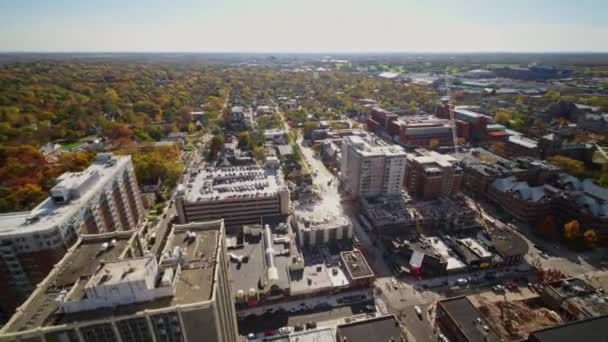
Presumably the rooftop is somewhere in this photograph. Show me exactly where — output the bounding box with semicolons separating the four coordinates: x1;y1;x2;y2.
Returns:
408;148;458;168
181;165;286;203
337;315;404;342
227;224;292;298
2;220;224;335
3;231;135;333
427;237;466;271
268;327;335;342
528;315;608;342
0;154;131;237
482;226;529;258
491;176;548;202
438;296;500;342
340;250;374;280
509;135;538;149
344;135;406;158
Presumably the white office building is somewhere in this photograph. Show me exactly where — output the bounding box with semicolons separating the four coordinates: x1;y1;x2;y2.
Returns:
340;136;407;198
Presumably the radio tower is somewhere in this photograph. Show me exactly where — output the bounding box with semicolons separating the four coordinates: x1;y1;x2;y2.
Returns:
445;71;459;154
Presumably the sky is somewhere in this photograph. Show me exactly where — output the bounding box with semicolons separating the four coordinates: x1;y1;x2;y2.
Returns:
1;0;607;53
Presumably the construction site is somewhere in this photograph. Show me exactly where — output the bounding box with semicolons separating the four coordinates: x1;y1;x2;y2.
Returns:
477;298;562;341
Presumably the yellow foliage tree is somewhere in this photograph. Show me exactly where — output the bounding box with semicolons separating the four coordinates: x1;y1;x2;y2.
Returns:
548;155;585;177
563;220;581;240
494;111;512;125
583;229;598;247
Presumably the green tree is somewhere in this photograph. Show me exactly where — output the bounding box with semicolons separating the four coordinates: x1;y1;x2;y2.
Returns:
302;121;319;138
209;135;224;157
544;90;561;103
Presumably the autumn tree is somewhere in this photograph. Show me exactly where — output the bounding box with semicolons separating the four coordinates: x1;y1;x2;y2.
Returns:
13;184;45;209
563;220;581;240
583;229;598;247
547;155;585;177
494;111;512;125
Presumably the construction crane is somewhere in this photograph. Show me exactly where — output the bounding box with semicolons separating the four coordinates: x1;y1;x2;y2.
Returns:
445;71;459;154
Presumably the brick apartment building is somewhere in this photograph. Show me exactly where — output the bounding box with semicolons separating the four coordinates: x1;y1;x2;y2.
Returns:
404;149;463;200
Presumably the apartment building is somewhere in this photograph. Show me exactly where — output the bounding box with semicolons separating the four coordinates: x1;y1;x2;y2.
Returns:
0;220;239;342
340;135;407;199
404;149;463;200
176;165;290;228
0;153;144;319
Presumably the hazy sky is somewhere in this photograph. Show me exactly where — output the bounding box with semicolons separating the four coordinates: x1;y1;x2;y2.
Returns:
1;0;607;52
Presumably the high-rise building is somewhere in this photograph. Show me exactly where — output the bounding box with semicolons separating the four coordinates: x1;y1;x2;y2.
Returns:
0;153;144;320
175;165;290;228
404;149;463;200
340;135;407;199
0;219;239;342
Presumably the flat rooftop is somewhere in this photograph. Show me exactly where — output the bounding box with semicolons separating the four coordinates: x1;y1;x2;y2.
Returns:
529;315;608;342
483;226;529;258
294;210;351;231
345;135;406;158
267;327;335;342
458;238;492;259
509;135;538;149
183;165;285;203
289;244;354;296
438;297;500;342
228;225;292;297
427;237;466;271
0;154;131;236
341;250;374;280
409;148;458;168
3;221;223;334
3;232;134;333
337;315;403;342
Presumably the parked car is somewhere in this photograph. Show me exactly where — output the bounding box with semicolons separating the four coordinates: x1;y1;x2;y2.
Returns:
492;285;505;293
456;278;468;286
294;324;304;332
306;321;317;329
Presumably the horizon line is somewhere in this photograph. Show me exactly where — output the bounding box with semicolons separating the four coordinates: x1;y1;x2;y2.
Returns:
2;50;608;55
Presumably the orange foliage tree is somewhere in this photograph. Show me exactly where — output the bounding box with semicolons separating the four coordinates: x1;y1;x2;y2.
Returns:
563;220;581;240
583;229;598;247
